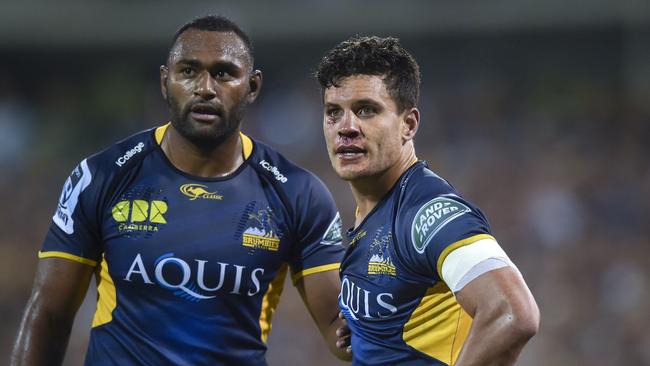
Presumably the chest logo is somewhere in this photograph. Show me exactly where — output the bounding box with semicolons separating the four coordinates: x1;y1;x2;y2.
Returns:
112;199;167;232
242;208;281;251
180;184;223;201
367;231;396;276
411;196;471;254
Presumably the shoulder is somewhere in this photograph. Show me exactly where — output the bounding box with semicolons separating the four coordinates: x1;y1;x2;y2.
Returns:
84;127;158;178
394;162;490;256
52;127;158;233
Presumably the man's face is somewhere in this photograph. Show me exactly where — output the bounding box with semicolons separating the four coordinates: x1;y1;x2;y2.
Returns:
323;75;406;181
161;29;260;146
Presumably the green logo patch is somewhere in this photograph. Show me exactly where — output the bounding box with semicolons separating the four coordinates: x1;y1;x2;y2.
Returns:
411;197;470;253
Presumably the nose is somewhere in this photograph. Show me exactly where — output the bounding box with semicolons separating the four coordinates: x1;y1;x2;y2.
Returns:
194;71;217;100
338;111;361;138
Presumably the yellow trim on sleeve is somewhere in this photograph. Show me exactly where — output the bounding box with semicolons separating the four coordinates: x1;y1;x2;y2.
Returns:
402;281;472;364
259;264;287;343
436;234;495;278
154;123;171;145
38;251;97;267
291;263;340;284
240;132;253;159
92;255;117;328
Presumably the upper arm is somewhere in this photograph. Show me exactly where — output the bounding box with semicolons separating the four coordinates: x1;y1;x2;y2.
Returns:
289;176;344;284
28;258;95;320
454;266;539;331
294;269;342;332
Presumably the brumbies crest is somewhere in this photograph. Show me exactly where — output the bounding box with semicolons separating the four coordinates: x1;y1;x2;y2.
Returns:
367;230;396;276
411;197;470;253
242;208;281;251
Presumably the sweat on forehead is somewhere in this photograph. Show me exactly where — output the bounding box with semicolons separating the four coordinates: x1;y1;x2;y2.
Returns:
166;30;253;67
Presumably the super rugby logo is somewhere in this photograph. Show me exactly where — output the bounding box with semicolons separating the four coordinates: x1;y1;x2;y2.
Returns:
180;184;223;201
259;160;288;183
320;212;343;246
411;197;470;253
53;159;92;234
115;142;145;167
124;253;265;302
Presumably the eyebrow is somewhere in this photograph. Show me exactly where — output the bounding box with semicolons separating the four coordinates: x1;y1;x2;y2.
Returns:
352;98;382;107
175;58;242;71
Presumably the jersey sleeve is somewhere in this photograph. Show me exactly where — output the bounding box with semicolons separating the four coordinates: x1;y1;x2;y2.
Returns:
395;194;494;281
289;177;345;284
40;158;103;267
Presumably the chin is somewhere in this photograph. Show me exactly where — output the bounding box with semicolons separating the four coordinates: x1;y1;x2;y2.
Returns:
335;166;371;181
174;118;236;146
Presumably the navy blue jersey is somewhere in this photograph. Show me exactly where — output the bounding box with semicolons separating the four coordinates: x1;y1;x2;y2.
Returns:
339;162;493;366
41;124;344;365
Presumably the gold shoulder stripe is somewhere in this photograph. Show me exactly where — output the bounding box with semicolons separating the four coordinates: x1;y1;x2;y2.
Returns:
291;263;340;284
38;251;98;267
240;132;254;159
436;234;495;278
154;123;171;145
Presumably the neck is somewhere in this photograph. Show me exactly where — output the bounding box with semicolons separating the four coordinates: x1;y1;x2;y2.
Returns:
161;125;244;178
350;143;417;228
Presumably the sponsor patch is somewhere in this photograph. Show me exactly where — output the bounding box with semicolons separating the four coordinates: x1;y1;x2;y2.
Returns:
259;160;288;183
411;197;470;253
111;199;168;233
115;142;145;167
53;159;92;234
180;184;223;201
320;212;342;245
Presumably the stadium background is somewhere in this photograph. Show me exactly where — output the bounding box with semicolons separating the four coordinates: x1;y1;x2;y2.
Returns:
1;1;649;365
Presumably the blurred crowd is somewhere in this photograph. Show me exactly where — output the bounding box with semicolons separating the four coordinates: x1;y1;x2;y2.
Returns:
1;28;648;366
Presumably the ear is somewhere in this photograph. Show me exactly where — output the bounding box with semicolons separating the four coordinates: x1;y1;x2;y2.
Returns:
160;65;169;101
245;69;263;103
401;107;420;142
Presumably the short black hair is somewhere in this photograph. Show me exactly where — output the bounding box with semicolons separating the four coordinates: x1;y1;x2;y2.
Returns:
169;15;254;66
316;36;420;113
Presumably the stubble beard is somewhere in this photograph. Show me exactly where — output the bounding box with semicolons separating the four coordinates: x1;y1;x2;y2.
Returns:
167;94;250;150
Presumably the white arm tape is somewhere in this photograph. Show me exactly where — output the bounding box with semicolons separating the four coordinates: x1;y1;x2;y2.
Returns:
441;238;516;293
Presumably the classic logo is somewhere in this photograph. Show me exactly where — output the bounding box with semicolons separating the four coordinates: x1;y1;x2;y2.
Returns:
349;230;366;247
53;159;92;234
242;208;281;251
321;212;343;246
411;196;470;253
112;199;168;232
367;231;396;276
180;184;223;201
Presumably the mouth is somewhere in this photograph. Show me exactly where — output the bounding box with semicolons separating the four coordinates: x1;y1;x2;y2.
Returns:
335;145;367;161
189;103;222;122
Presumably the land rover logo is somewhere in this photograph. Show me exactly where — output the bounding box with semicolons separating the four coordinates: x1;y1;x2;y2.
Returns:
411;197;470;253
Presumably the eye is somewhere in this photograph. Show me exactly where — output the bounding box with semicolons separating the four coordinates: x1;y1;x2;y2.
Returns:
181;67;195;77
326;107;343;120
357;105;377;117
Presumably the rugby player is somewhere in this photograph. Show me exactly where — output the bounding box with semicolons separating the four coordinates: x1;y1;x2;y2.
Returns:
12;15;350;365
317;36;540;365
